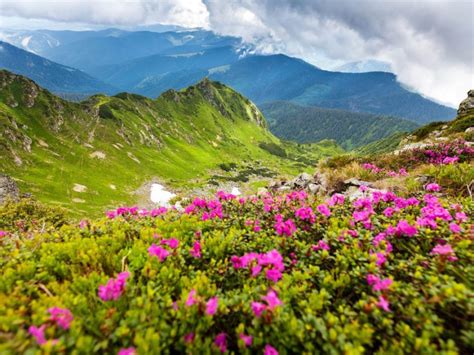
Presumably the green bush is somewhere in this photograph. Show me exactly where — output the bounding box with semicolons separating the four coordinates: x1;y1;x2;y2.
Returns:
0;190;472;354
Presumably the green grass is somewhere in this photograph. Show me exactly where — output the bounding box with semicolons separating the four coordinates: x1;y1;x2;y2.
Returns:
0;71;343;216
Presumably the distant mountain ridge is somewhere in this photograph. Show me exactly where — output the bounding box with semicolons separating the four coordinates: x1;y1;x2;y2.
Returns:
0;28;456;125
0;41;115;94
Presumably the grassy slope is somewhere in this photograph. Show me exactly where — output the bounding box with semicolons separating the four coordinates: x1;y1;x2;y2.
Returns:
0;71;342;215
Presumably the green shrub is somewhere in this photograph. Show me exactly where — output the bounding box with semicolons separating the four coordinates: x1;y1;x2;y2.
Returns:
0;190;472;354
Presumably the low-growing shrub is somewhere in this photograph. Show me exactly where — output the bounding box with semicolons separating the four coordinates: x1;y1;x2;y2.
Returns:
0;188;472;354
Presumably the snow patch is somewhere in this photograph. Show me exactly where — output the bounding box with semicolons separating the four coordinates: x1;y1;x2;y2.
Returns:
21;36;32;48
150;184;176;207
231;187;241;196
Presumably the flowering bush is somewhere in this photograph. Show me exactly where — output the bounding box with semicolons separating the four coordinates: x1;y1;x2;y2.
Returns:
0;188;472;354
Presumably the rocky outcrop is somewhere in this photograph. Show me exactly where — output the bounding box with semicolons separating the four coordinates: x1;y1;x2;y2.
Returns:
458;89;474;116
0;174;20;204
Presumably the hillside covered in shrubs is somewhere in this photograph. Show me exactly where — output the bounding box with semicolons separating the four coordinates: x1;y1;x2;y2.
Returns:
1;135;473;353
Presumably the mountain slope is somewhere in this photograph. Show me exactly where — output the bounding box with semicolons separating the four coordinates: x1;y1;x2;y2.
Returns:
0;70;341;214
0;41;115;94
210;54;456;124
261;101;419;149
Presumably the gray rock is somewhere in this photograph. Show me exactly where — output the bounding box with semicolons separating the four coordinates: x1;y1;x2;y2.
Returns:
465;127;474;133
308;183;320;194
343;178;373;188
415;175;430;184
257;187;269;195
458;89;474;116
0;174;20;204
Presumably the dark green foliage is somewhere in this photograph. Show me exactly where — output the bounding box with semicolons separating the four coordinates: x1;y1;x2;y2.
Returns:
258;142;288;158
261;101;418;149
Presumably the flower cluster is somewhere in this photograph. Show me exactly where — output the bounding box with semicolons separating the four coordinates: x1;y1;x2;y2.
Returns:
98;272;130;301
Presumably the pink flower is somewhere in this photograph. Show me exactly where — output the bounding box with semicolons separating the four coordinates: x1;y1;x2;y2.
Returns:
274;215;297;236
377;296;391;312
206;296;218;315
383;207;395;217
239;333;253;347
367;274;392;291
317;204;331;217
431;243;456;257
214;333;227;353
455;212;468;223
190;240;202;258
186;289;197;307
328;193;345;206
442;156;459;164
28;325;47;345
312;240;330;251
184;332;195;343
98;272;130;301
375;252;386;267
264;344;279;355
148;244;170;262
395;220;417;237
449;223;461;234
118;348;136;355
161;238;179;249
295;207;315;223
251;301;266;317
48;307;73;330
266;269;282;283
262;290;282;310
425;183;440;192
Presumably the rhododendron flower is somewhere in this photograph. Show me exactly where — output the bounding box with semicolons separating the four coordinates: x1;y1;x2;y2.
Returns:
184;332;195;343
161;238;179;249
416;217;438;229
367;274;392;291
251;301;266;317
190;240;202;258
239;333;253;347
383;207;395;217
186;289;197;307
214;333;227;353
118;347;136;355
274;215;297;236
375;252;386;267
449;223;461;234
28;325;47;345
148;244;170;262
264;344;279;355
455;212;468;223
395;220;417;237
312;240;330;251
442;156;459;164
206;296;218;315
251;265;262;277
377;296;391;312
48;307;73;330
262;290;282;310
317;204;331;217
0;230;7;237
425;183;440;192
328;193;345;206
266;269;282;283
295;207;315;223
431;243;457;260
98;272;130;301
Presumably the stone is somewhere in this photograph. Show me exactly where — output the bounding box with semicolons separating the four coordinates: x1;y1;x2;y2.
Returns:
0;174;20;204
257;187;268;195
458;89;474;116
465;127;474;133
308;183;320;194
343;178;373;188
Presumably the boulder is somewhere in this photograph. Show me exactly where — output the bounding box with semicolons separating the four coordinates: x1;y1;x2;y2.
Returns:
458;89;474;116
0;174;20;204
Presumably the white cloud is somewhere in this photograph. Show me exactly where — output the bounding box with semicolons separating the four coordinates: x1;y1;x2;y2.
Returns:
1;0;472;106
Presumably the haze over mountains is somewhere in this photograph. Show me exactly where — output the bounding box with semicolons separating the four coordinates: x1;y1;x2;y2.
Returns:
0;26;457;146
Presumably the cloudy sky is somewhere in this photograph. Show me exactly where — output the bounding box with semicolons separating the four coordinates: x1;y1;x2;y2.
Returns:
1;0;472;107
